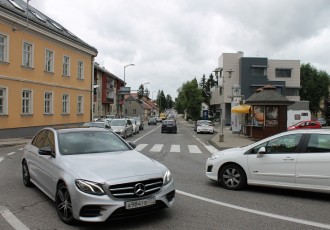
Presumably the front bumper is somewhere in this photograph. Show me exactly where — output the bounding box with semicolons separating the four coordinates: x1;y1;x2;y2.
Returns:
71;179;175;222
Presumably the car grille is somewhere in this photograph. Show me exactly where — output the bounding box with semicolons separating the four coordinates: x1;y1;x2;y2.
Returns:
109;178;163;199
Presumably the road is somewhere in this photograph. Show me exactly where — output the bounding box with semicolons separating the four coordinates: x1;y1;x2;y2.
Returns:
0;122;330;229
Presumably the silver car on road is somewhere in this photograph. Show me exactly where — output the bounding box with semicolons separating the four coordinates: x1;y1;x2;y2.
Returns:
22;127;175;224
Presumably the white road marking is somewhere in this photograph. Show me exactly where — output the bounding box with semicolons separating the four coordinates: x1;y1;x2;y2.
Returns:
0;157;3;163
136;144;148;152
188;145;202;154
132;125;160;143
18;148;23;151
150;144;164;152
205;145;218;154
7;152;16;156
0;206;30;230
177;190;330;229
170;145;180;152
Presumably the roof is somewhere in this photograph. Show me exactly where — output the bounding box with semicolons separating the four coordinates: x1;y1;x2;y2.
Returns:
94;62;124;84
0;0;97;54
245;85;294;106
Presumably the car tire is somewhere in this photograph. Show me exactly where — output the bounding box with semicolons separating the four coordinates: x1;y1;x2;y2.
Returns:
219;164;247;190
22;161;32;187
55;183;76;225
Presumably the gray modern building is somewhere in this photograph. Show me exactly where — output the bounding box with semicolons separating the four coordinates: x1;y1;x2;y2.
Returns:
210;51;301;125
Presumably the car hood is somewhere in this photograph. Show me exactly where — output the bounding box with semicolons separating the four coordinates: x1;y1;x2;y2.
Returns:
60;150;166;182
212;147;245;158
111;125;125;131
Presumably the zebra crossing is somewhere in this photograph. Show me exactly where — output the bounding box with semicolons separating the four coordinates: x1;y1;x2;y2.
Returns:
135;143;218;154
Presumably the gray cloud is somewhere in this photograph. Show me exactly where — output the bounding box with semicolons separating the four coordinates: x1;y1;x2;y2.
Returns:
31;0;330;98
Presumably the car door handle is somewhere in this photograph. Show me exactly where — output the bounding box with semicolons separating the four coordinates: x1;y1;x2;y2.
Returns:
283;157;294;161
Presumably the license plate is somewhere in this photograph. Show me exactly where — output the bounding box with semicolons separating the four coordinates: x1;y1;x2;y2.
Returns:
125;197;156;210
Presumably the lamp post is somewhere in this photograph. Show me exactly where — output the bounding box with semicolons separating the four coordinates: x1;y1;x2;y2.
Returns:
124;64;135;85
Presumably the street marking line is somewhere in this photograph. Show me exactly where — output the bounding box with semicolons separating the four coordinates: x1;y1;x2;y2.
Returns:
133;125;160;143
188;145;202;154
0;157;4;163
7;152;16;156
150;144;164;152
170;145;180;153
177;190;330;229
136;144;148;152
0;206;30;230
18;148;23;151
196;137;218;154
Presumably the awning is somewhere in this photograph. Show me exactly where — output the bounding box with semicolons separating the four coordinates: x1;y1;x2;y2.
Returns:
231;104;251;113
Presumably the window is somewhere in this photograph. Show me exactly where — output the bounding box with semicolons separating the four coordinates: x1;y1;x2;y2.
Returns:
22;90;33;114
306;134;330;153
62;94;70;114
44;92;53;114
0;34;8;62
62;55;70;76
45;49;54;72
23;42;33;67
265;134;302;153
77;60;84;79
0;87;7;115
276;68;292;78
265;106;278;127
77;95;84;114
250;67;266;76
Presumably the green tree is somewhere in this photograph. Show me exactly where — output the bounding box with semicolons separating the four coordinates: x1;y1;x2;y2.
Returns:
166;94;173;109
300;63;330;115
156;90;166;112
176;78;203;120
137;84;144;99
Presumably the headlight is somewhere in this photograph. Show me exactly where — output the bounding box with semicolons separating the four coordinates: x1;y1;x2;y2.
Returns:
163;169;173;185
209;154;221;160
75;179;105;195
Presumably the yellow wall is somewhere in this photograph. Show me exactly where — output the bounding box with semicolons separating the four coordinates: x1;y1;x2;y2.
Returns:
0;22;94;129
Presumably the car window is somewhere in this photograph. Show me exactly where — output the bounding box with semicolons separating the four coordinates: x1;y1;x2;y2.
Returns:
31;130;47;148
43;131;55;153
58;131;130;155
265;134;302;153
110;119;125;126
306;134;330;152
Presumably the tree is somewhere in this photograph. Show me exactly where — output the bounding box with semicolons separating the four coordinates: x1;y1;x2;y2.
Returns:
165;94;173;109
300;63;330;115
137;84;144;99
156;90;166;112
175;78;203;120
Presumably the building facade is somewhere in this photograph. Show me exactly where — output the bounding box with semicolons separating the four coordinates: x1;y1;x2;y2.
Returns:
0;0;97;138
210;51;300;125
93;62;124;119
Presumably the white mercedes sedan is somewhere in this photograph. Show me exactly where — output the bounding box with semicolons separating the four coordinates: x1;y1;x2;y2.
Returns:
22;127;175;225
206;129;330;193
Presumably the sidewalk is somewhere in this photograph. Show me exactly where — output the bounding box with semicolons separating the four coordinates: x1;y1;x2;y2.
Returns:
0;137;31;147
176;115;256;150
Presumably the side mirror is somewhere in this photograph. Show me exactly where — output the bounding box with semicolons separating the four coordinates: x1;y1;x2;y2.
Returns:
38;146;54;157
257;147;266;157
127;142;136;149
105;125;111;129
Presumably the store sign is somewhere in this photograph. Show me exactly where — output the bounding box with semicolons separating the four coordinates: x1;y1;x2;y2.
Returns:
119;87;131;95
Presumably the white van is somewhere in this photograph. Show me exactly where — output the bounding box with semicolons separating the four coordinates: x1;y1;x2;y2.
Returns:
287;110;311;127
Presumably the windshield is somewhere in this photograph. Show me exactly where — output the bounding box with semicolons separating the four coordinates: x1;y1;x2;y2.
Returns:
110;119;126;126
58;131;130;155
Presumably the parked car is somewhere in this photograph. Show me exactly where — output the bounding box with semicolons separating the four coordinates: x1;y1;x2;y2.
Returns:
129;118;139;134
156;116;162;123
148;117;157;125
83;121;111;130
22;127;175;224
288;120;321;130
110;118;133;138
196;120;214;134
194;120;204;131
206;129;330;193
133;117;144;130
161;120;177;133
313;117;327;126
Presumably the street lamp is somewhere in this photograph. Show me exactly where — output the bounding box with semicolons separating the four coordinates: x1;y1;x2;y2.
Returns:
124;63;135;85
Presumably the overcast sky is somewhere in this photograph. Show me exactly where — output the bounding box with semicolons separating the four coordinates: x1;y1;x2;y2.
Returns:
30;0;330;99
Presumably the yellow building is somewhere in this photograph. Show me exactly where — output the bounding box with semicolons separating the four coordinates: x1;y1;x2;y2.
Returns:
0;0;98;138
